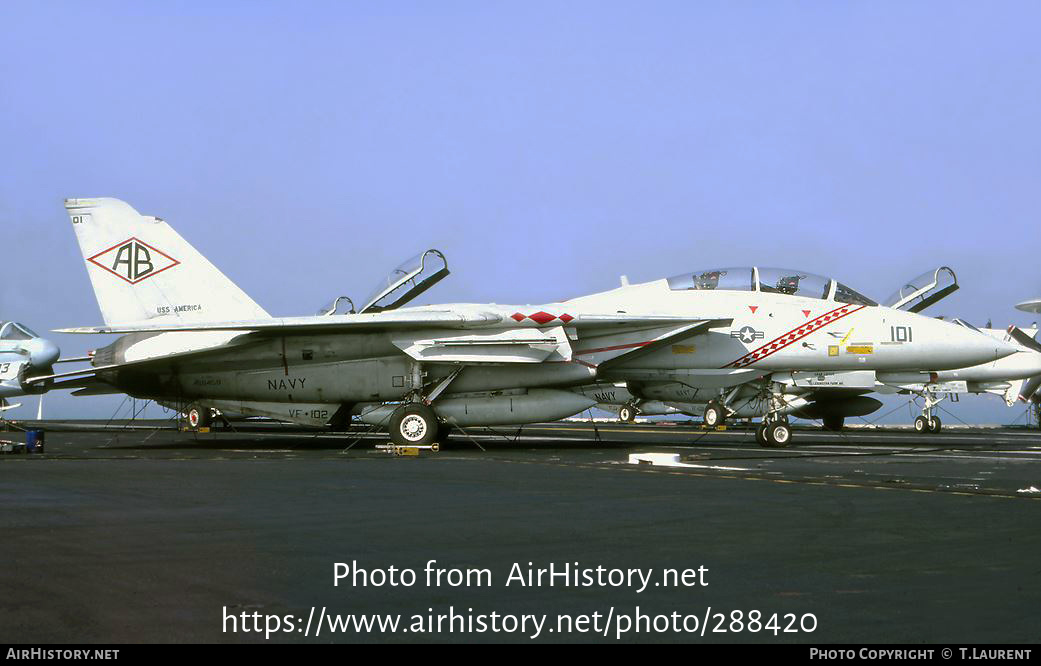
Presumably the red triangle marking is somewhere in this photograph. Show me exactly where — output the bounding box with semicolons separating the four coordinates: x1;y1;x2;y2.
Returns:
748;305;758;313
802;310;811;318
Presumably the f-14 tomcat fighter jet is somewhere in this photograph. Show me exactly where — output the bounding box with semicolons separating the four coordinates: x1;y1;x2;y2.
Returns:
585;267;1041;436
42;198;1017;447
0;321;61;414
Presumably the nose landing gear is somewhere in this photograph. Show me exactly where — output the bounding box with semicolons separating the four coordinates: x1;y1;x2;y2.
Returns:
756;413;792;448
913;390;944;434
751;382;794;448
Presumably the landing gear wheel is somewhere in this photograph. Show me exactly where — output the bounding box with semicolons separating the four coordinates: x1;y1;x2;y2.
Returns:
186;403;212;431
618;405;636;423
822;415;845;431
928;416;942;434
755;423;770;447
389;403;438;447
914;415;929;433
765;422;792;448
704;401;725;427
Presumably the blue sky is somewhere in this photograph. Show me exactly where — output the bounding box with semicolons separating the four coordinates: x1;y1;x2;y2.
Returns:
2;1;1040;423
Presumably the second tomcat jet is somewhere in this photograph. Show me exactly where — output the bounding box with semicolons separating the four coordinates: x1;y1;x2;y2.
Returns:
40;198;1017;447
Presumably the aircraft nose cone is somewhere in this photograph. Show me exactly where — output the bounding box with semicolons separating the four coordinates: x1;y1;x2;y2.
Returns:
29;339;60;368
992;337;1020;362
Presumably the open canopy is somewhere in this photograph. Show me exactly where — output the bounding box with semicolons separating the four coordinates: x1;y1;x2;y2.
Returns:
884;266;958;313
666;267;877;306
0;322;39;341
359;249;450;314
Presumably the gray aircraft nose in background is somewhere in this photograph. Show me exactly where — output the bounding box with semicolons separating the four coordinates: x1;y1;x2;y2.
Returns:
27;337;60;368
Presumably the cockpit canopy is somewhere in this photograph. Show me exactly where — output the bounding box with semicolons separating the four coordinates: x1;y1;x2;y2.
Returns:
883;266;958;313
359;249;450;314
666;267;877;306
0;321;39;341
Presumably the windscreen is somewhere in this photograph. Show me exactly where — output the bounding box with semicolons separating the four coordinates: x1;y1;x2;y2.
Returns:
667;267;754;291
834;283;877;306
757;268;831;299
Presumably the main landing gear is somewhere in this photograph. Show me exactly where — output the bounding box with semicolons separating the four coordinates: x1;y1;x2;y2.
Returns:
388;403;440;447
185;403;213;431
703;400;725;428
618;403;638;424
386;363;457;447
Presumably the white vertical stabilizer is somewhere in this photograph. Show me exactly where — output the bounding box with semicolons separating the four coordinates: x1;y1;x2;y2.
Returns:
65;198;269;325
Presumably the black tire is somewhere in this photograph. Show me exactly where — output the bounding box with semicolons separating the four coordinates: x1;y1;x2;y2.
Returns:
766;422;792;448
618;405;635;423
389;403;438;447
928;416;942;433
186;403;211;430
914;415;929;433
755;423;770;447
704;401;725;427
822;415;844;431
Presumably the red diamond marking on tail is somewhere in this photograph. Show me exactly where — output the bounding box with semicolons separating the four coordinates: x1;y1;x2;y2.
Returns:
511;313;526;322
529;311;556;325
559;313;574;323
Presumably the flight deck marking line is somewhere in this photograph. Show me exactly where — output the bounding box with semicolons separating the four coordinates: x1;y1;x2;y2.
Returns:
725;304;866;368
488;459;1041;500
522;427;1028;447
